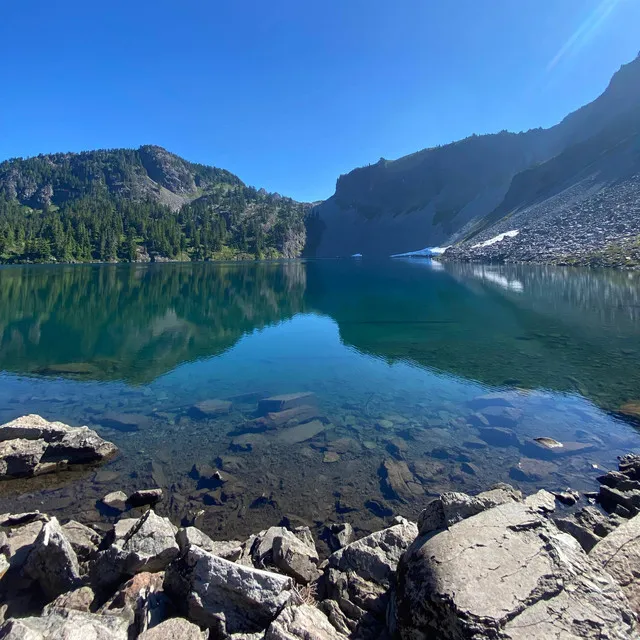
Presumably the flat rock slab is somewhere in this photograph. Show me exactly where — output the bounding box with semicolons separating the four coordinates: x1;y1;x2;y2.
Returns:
590;512;640;615
277;420;326;445
396;499;636;639
138;617;207;640
188;400;233;419
266;604;348;640
98;413;151;432
523;438;595;459
258;393;317;415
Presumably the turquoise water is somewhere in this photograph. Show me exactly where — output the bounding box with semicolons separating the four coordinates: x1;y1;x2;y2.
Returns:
0;260;639;543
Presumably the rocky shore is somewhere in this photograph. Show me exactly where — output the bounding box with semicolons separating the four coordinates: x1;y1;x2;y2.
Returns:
1;446;640;639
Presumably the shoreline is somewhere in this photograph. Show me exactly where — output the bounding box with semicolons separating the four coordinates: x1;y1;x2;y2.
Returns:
1;415;639;637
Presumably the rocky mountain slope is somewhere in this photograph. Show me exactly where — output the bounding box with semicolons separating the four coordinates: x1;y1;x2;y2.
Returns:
0;146;307;262
307;54;640;261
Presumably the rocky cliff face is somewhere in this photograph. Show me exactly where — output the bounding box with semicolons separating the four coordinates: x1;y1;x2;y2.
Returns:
308;54;640;259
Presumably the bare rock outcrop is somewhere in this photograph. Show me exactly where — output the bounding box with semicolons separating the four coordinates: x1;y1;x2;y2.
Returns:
395;493;637;639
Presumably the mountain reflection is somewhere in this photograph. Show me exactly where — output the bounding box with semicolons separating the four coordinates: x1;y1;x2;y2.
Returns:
0;260;639;411
0;263;307;383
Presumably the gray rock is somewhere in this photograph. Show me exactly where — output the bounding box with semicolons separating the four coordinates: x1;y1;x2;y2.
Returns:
102;491;127;511
24;518;82;601
99;572;169;637
325;523;354;552
477;426;519;447
43;586;95;614
523;488;556;513
164;545;294;635
189;400;232;419
92;510;179;591
272;531;320;584
418;485;522;535
176;527;242;561
265;604;348;640
396;499;636;639
0;439;47;479
590;512;640;615
239;527;314;570
317;599;355;635
555;506;608;552
323;518;417;632
61;520;100;562
128;488;163;508
327;518;417;589
138;617;208;640
0;609;129;639
0;415;117;480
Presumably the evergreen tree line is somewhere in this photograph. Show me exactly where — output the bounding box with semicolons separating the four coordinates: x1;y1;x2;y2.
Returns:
0;188;306;263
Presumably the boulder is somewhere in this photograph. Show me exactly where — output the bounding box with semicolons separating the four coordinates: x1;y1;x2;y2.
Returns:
258;393;316;415
0;609;130;639
61;520;100;562
138;617;208;640
477;426;519;447
323;518;417;632
379;460;423;503
276;421;326;445
590;513;640;615
92;511;179;592
164;545;294;635
272;531;321;584
239;527;315;570
24;518;82;601
102;491;128;511
128;488;163;508
0;415;117;479
98;412;150;432
176;527;242;561
554;506;610;552
418;485;522;535
99;572;169;636
43;586;95;614
0;439;47;478
265;604;348;640
189;400;232;420
396;499;636;639
324;523;354;552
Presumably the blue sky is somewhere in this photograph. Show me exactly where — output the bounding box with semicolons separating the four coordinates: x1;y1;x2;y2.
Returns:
1;0;638;202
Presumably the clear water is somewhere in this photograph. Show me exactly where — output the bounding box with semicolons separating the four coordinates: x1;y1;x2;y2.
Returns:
1;260;639;545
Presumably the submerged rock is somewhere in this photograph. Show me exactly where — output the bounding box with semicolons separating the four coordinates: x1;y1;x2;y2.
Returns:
0;415;117;480
188;400;233;420
396;499;636;639
128;488;163;508
98;412;151;432
258;393;317;415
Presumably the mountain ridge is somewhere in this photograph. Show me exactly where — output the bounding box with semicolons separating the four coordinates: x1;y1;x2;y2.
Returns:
0;145;307;263
307;53;640;263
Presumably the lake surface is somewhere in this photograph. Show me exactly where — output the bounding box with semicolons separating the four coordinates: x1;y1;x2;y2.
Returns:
1;260;640;546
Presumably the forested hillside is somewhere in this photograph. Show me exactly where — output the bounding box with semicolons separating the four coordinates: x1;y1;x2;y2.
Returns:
0;146;306;263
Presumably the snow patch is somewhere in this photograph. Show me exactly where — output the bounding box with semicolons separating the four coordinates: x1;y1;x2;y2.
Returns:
351;253;363;258
391;246;450;258
472;230;519;249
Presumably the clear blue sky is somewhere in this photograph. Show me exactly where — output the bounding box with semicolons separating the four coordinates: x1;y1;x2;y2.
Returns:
1;0;638;202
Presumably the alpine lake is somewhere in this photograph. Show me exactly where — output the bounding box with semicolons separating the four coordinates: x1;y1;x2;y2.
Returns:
1;259;640;551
